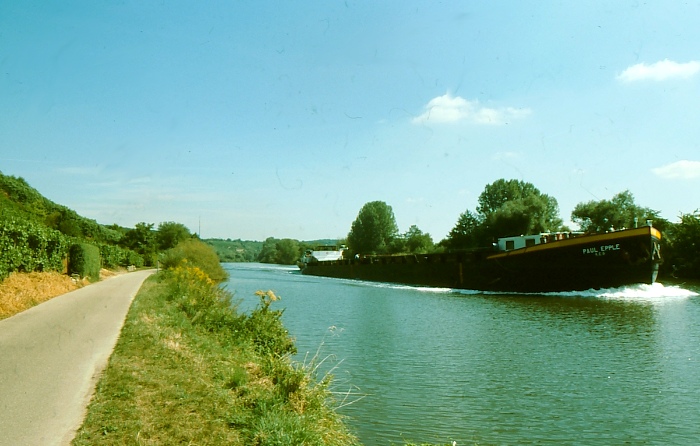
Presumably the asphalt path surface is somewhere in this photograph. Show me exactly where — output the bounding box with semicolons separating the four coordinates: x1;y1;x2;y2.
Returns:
0;269;155;446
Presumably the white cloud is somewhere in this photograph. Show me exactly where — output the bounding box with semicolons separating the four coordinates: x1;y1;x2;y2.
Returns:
652;160;700;179
617;59;700;82
412;94;531;125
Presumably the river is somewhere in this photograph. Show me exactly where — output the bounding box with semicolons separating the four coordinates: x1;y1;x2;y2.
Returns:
223;263;700;445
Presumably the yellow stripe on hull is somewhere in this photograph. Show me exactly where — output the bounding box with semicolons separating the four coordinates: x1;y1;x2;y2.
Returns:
488;226;661;260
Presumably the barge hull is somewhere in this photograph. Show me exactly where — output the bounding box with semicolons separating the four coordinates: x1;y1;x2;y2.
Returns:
301;227;662;293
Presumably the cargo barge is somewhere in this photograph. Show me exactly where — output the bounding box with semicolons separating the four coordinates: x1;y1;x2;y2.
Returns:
299;225;662;293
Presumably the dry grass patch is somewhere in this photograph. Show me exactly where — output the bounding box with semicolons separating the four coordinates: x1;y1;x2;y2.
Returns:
0;271;79;319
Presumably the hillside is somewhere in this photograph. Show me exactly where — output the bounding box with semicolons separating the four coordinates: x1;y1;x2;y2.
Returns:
0;172;125;243
0;171;141;279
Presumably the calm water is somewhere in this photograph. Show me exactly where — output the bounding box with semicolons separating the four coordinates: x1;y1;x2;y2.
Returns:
223;263;700;445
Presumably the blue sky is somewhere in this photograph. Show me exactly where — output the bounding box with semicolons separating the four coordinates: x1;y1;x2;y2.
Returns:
2;1;700;241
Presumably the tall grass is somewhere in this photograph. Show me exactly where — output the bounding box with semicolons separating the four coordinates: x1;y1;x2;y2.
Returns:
74;243;359;445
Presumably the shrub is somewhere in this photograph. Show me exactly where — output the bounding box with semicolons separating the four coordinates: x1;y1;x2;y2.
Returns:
243;291;297;357
161;239;228;282
69;243;101;281
168;265;241;333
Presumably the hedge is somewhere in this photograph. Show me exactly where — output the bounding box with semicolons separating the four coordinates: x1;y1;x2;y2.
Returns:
69;243;101;282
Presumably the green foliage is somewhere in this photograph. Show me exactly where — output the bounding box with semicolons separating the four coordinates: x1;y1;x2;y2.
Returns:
243;291;297;357
572;190;662;232
0;172;123;244
274;239;302;264
0;218;70;279
347;200;399;254
168;264;241;333
0;173;54;224
257;238;304;265
205;238;263;262
120;222;158;266
69;243;101;281
665;211;700;279
156;221;192;251
442;209;482;250
257;237;280;263
443;179;562;249
161;239;229;282
479;179;562;237
390;225;434;254
99;243;144;269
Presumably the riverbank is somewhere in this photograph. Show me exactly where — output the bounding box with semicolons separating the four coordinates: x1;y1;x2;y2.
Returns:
72;267;359;445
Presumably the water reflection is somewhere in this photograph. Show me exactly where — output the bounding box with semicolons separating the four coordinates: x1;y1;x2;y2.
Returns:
223;264;700;445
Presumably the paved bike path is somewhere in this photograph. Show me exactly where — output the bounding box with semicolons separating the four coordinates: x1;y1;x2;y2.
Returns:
0;269;155;446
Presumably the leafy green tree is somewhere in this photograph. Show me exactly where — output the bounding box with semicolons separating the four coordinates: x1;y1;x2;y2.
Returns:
256;238;303;265
157;221;192;251
572;190;661;232
403;225;434;253
664;211;700;279
274;238;301;264
257;237;279;263
443;179;562;249
483;192;561;238
121;222;157;265
442;210;483;250
477;179;539;216
347;201;399;254
478;179;562;237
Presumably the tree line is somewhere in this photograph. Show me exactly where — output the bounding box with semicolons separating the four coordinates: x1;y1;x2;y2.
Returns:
338;179;699;280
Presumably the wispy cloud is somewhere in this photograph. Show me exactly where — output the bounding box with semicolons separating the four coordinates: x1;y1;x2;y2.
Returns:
412;94;531;125
617;59;700;83
652;160;700;179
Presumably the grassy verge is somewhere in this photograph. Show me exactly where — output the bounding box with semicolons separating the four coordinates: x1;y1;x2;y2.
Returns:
72;265;359;445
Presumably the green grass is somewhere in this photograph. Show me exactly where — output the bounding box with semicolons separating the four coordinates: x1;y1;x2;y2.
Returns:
73;271;359;445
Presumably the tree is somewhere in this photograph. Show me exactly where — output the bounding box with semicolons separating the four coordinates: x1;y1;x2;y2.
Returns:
403;225;434;253
347;201;399;254
477;179;540;216
275;238;301;265
443;179;563;249
257;237;279;264
478;179;562;237
662;211;700;279
483;192;561;238
157;221;192;251
121;222;157;265
571;190;661;233
442;210;482;250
